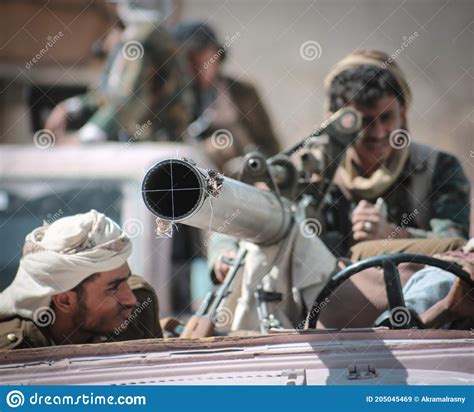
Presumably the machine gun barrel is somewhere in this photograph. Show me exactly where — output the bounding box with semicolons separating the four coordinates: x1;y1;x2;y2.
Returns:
142;158;293;245
282;107;361;157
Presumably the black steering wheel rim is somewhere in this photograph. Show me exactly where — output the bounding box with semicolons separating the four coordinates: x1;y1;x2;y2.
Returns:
305;253;473;329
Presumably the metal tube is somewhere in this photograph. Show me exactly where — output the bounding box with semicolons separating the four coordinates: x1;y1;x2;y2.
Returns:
142;158;293;245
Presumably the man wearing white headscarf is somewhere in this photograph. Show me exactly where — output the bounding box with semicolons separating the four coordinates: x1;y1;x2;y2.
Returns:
0;210;162;350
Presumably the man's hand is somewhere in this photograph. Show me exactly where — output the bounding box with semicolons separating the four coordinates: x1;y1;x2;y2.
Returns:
443;277;474;319
213;250;237;283
442;260;474;319
352;199;407;241
420;264;474;328
45;103;68;138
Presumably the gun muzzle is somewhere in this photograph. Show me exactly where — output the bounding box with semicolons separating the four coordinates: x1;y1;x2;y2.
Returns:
142;158;293;245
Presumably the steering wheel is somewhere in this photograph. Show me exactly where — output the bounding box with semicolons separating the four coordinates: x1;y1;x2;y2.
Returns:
305;253;473;330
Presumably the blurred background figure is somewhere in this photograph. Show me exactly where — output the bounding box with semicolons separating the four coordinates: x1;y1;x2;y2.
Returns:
171;21;280;175
44;14;125;139
45;0;193;144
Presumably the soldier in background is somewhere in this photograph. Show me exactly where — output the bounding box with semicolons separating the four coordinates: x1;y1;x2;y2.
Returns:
320;49;470;257
46;0;193;144
171;21;280;175
0;210;162;350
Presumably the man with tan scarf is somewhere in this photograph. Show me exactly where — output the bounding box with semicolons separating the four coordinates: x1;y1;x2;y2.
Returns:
0;210;162;350
320;49;470;257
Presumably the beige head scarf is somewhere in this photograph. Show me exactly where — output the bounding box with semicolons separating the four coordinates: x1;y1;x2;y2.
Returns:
0;210;132;321
325;49;412;200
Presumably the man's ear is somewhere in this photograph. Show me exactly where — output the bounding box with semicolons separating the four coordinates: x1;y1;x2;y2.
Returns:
50;291;78;314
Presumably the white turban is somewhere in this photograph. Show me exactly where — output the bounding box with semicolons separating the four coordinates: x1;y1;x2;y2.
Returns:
0;210;132;321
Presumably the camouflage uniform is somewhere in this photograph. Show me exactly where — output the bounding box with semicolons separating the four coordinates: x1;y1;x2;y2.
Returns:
66;24;193;143
0;275;162;351
322;142;471;257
